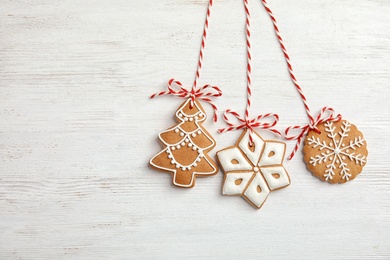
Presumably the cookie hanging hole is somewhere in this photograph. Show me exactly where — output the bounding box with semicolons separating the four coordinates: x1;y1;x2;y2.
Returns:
268;151;275;157
231;159;239;165
235;179;243;186
272;173;280;179
256;186;262;193
248;142;255;152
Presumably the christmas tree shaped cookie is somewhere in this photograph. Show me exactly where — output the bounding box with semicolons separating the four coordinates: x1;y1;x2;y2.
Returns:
150;99;218;188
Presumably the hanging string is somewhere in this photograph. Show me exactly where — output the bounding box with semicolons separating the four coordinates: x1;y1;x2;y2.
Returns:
193;0;213;90
151;79;222;122
150;0;222;121
260;0;342;159
219;0;281;143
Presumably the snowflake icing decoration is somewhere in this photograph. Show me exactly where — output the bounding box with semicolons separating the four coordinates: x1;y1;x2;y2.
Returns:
217;129;290;209
305;120;367;183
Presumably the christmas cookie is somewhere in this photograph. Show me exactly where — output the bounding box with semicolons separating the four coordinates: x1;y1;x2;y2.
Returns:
217;129;290;209
303;120;367;184
150;98;218;188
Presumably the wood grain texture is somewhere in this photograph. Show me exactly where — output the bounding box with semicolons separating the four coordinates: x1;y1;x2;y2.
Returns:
1;0;389;259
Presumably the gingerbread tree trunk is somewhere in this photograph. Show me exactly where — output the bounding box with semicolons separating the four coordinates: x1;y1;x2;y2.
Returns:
150;98;218;188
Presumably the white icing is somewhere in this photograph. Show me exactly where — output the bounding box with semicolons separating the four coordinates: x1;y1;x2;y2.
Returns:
260;166;290;190
217;147;252;172
259;141;285;166
243;172;270;208
307;121;366;181
223;172;254;195
238;130;264;165
218;129;291;209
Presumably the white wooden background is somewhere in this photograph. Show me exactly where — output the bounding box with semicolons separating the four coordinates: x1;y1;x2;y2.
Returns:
1;0;389;259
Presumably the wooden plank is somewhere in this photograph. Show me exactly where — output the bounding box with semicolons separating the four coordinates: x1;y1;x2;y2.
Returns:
0;0;389;258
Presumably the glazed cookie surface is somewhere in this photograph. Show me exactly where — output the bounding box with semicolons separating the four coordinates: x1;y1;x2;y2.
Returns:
217;129;290;209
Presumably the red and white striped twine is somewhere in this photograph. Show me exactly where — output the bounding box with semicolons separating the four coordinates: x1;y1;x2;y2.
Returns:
150;0;222;121
244;0;252;121
193;0;213;90
151;79;222;122
219;0;281;144
284;107;342;159
218;109;281;137
260;0;342;159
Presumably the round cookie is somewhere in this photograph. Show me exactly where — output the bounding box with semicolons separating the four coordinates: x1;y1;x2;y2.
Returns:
303;120;367;184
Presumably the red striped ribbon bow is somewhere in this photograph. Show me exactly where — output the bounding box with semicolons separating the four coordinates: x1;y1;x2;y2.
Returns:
150;79;223;122
284;107;342;160
218;109;281;144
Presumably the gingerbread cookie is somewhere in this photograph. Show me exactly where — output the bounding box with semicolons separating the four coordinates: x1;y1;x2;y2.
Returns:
150;98;218;188
217;129;290;209
303;120;367;184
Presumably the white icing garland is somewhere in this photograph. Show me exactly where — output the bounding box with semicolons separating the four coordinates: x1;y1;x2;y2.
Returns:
166;127;205;171
307;121;366;181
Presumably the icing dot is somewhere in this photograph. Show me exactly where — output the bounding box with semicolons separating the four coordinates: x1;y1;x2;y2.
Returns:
193;163;197;167
196;158;201;162
176;165;180;169
180;133;184;137
178;113;182;117
342;156;346;160
329;157;333;161
336;140;339;144
195;116;199;120
197;130;201;135
166;150;170;153
253;167;259;172
184;117;189;121
199;154;204;158
172;147;176;151
336;160;340;164
326;151;330;154
192;133;196;137
182;167;186;171
168;155;172;159
188;143;193;147
342;144;345;147
181;142;185;146
199;113;204;117
185;138;189;142
171;160;174;164
198;149;202;154
189;118;193;121
176;145;181;149
329;143;333;147
188;167;192;170
346;149;350;153
174;129;179;133
192;147;197;150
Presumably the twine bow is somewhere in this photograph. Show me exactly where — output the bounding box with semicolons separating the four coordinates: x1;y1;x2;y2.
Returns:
284;107;342;160
150;78;222;122
218;109;281;144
